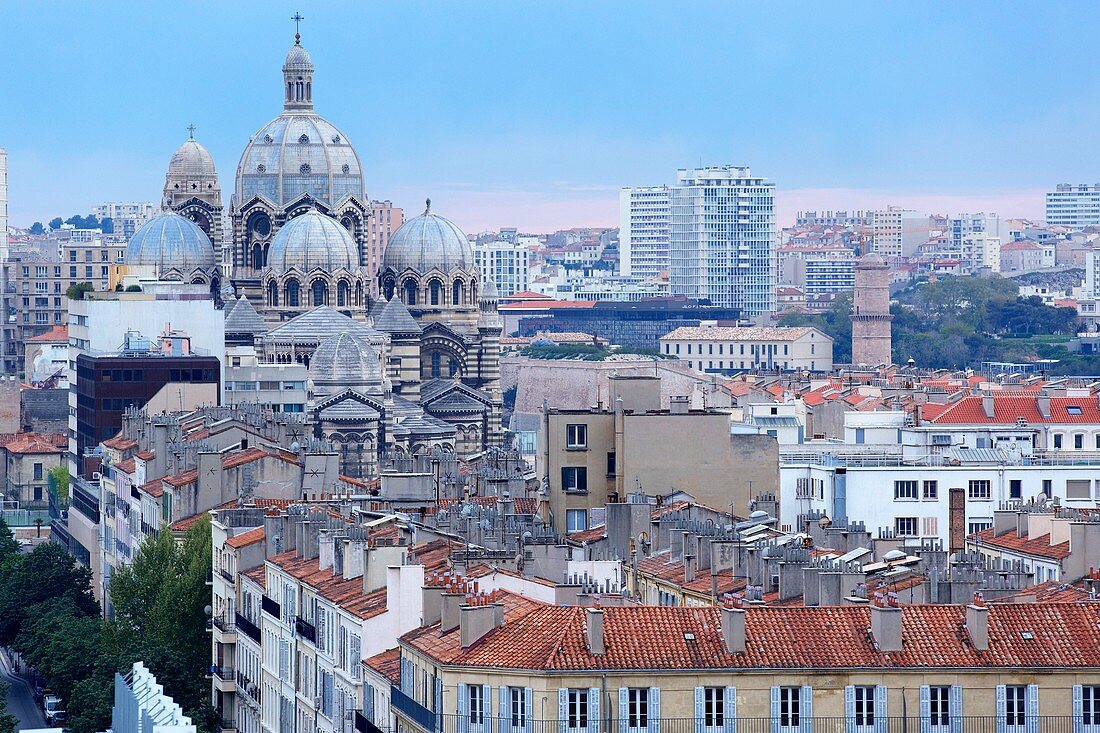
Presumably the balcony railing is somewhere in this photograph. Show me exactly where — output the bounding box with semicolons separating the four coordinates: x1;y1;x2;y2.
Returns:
295;616;317;644
218;718;236;732
391;685;437;733
212;665;234;681
261;595;280;619
212;614;235;633
235;612;261;644
236;671;261;707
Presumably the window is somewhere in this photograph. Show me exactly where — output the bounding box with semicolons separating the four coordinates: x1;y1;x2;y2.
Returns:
468;685;484;725
777;687;802;729
625;688;648;730
927;686;951;728
33;463;43;480
1042;479;1052;496
895;517;918;536
562;467;588;493
968;520;993;535
968;480;991;499
853;686;876;727
894;480;918;500
566;424;588;449
702;687;725;728
1067;479;1092;500
1003;685;1026;729
1009;479;1022;500
566;509;587;533
565;689;588;730
606;451;616;477
1067;405;1083;415
922;480;938;500
508;687;527;729
1082;685;1100;726
1075;433;1085;450
1054;434;1063;449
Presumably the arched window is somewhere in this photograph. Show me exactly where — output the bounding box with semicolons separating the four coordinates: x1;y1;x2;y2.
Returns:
449;358;459;377
471;280;478;303
452;279;463;305
267;280;279;307
383;277;396;301
337;281;349;307
312;280;328;307
404;279;417;306
262;243;270;268
429;280;441;305
252;244;263;270
286;279;300;307
355;281;364;307
430;352;441;378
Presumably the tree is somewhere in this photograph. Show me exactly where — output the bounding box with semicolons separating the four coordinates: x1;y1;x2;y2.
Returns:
0;542;97;646
49;465;70;506
28;222;45;235
66;282;95;300
0;683;17;733
100;217;114;234
0;516;18;561
14;597;103;702
48;217;63;230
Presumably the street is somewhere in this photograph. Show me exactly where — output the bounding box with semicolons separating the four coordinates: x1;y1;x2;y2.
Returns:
0;649;45;730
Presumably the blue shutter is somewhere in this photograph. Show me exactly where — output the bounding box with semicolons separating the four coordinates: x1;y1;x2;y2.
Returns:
589;688;601;733
695;688;705;733
724;686;738;733
800;686;813;733
919;686;930;733
844;686;855;731
558;689;568;733
770;687;780;733
458;684;469;733
435;678;443;732
874;686;887;733
995;685;1006;733
648;688;660;733
525;689;533;733
484;685;493;732
948;686;962;733
500;686;509;733
1073;685;1084;730
1025;685;1039;733
618;688;628;733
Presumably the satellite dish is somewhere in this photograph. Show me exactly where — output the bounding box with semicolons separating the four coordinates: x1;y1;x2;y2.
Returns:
883;549;907;562
750;510;770;520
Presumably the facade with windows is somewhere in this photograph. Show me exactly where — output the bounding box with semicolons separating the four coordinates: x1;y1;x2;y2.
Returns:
1046;183;1100;228
474;240;530;298
660;325;834;374
619;186;671;280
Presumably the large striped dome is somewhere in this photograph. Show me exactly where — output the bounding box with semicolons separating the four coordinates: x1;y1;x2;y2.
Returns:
125;212;215;270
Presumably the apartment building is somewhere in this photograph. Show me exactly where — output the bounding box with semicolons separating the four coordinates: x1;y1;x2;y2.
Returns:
966;505;1100;583
367;201;404;295
91;202;158;239
779;245;856;294
870;207;929;259
474;240;530;298
0;431;64;514
1046;183;1100;228
223;346;308;413
659;326;833;373
618;186;670;279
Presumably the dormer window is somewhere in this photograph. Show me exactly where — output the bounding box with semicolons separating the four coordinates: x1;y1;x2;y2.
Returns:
298;134;309;144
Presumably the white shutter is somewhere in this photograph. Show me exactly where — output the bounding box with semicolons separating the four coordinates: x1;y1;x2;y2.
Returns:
350;635;361;680
995;686;1007;733
435;677;443;726
618;688;628;733
525;688;533;733
694;688;705;733
500;686;510;733
1073;685;1084;730
589;688;601;733
919;686;931;733
558;688;568;733
648;688;660;733
844;686;855;730
874;686;887;733
799;686;812;733
724;686;737;733
1025;684;1039;733
770;687;780;733
458;684;469;733
484;685;493;732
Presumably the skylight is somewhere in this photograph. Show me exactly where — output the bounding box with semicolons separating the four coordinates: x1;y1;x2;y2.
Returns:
1067;406;1083;415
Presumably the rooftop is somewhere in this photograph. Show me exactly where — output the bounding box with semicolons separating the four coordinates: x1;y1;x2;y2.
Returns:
661;326;826;342
968;527;1072;561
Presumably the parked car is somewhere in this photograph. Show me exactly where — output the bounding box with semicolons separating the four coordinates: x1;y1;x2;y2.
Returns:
43;694;66;724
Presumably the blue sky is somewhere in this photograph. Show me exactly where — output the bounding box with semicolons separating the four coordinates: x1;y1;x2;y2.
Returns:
3;2;1098;232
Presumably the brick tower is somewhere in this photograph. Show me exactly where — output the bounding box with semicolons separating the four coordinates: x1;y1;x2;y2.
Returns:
851;252;893;365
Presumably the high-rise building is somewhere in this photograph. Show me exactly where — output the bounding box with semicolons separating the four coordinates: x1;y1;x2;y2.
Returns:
618;186;670;279
0;147;8;262
1;147;11;373
367;199;403;294
1046;183;1100;228
669;166;776;315
851;252;893;365
949;212;1004;251
871;207;929;259
474;238;530;297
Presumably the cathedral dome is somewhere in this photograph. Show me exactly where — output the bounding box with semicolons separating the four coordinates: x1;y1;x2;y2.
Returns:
267;209;360;272
283;43;314;73
167;139;216;179
309;330;382;387
126;212;216;271
382;200;475;274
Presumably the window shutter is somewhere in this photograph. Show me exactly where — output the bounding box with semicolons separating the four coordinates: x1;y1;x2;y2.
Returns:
648;688;660;733
995;685;1006;733
484;684;493;728
799;686;813;733
618;688;628;733
558;689;568;733
694;688;705;733
724;686;737;733
458;684;469;733
1073;685;1083;728
435;677;443;730
350;635;361;681
770;687;780;733
500;686;509;733
948;686;963;733
874;686;887;733
560;467;569;491
578;468;587;492
919;686;931;733
525;689;533;733
1025;684;1039;733
844;686;855;730
589;688;601;733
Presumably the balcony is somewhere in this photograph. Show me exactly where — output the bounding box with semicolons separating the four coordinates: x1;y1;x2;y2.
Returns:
235;612;261;644
236;671;261;708
213;614;236;643
261;595;280;620
218;719;236;733
427;716;1079;733
212;665;235;693
390;685;437;733
295;616;317;644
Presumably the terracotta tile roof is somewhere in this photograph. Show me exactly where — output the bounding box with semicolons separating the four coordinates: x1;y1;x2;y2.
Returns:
968;528;1071;561
26;325;67;343
406;603;1100;670
364;647;401;684
409;539;459;572
268;551;390;620
139;480;164;498
990;579;1093;603
3;432;64;455
436;496;538;515
135;450;155;461
402;590;549;663
243;565;266;590
103;435;139;451
636;551;744;598
568;525;607;544
163;447;297;488
169;497;299;532
115;458;137;474
927;395;1100;425
226;526;266;549
465;564;558;588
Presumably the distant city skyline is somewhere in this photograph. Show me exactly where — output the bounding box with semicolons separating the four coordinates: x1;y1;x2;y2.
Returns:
1;2;1092;232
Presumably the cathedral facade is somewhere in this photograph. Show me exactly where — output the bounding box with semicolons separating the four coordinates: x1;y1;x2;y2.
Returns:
123;30;504;477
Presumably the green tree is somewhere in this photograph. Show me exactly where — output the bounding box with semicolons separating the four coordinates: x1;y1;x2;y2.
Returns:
0;516;18;560
0;682;17;733
66;282;95;300
48;217;63;230
28;222;45;235
49;465;70;506
0;542;97;646
15;597;103;701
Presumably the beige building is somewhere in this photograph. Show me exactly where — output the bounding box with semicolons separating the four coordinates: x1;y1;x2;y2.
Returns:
538;376;777;534
659;325;833;373
0;432;64;512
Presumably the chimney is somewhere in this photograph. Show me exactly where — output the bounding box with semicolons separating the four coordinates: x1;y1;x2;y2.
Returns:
459;596;502;648
869;593;903;652
441;587;468;633
1037;394;1051;420
684;553;698;584
965;594;989;651
669;395;689;414
720;595;746;654
981;395;995;419
586;608;605;655
422;573;446;627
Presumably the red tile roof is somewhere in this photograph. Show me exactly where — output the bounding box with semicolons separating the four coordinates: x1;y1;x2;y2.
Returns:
636;551;745;597
268;551;390;620
115;458;137;474
990;579;1093;603
163;447;298;487
26;325;68;343
103;435;139;451
968;528;1071;561
567;525;607;544
139;480;164;498
927;395;1100;425
402;590;549;663
243;565;266;590
406;603;1100;670
436;496;538;515
363;647;401;684
3;433;64;455
226;526;266;549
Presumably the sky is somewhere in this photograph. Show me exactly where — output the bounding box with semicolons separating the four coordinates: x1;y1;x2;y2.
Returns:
2;1;1098;233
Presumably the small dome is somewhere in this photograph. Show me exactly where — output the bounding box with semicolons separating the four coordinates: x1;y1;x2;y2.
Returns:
126;212;216;271
309;330;382;387
382;200;475;274
168;139;216;179
859;252;887;267
267;210;360;273
283;42;314;72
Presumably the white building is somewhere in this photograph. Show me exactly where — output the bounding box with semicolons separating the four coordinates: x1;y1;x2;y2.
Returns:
660;325;833;373
1046;183;1100;228
960;233;1003;272
950;213;1005;251
871;207;929;259
669;166;776;315
0;147;8;262
223;346;308;413
112;661;197;733
779;245;857;294
618;186;670;279
473;239;530;297
92;202;158;239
